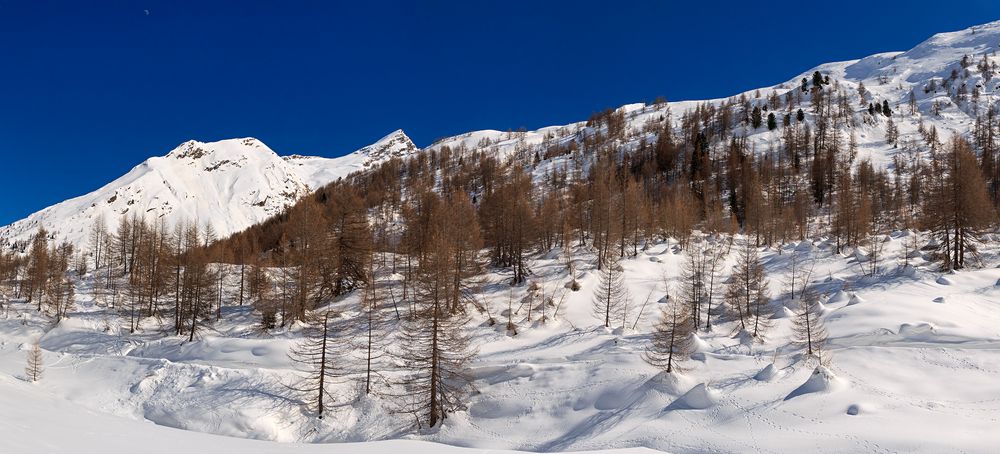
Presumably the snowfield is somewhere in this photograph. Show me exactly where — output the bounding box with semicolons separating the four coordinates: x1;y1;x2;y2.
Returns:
3;232;1000;453
6;19;1000;454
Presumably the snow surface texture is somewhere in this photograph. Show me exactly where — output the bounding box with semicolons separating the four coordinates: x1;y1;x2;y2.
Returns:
5;20;1000;454
4;232;1000;453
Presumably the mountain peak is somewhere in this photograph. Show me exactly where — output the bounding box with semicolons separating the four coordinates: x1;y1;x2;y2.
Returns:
354;129;418;167
165;137;273;161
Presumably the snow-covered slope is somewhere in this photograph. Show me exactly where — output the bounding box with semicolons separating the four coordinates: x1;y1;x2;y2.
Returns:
6;19;1000;251
0;130;416;251
283;129;418;189
423;20;1000;170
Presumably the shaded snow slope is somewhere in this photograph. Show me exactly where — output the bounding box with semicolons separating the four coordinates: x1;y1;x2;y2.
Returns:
0;375;656;454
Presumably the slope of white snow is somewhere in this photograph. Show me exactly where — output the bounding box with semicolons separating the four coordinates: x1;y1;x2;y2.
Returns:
0;374;655;454
0;130;417;252
3;230;1000;452
284;129;418;190
6;20;1000;454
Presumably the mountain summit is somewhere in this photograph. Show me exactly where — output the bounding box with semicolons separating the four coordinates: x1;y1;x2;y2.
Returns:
0;131;416;251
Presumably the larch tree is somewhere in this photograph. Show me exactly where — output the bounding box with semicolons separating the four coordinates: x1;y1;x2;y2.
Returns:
26;227;50;309
791;287;829;362
724;240;772;341
357;247;389;396
593;257;629;328
397;213;478;429
642;295;694;374
288;310;348;419
25;342;43;382
679;235;707;330
922;137;996;269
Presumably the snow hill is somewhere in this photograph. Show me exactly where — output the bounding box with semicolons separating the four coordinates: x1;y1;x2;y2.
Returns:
0;130;417;251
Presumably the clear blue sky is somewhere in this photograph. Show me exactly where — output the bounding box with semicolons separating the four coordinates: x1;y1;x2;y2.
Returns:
1;0;999;225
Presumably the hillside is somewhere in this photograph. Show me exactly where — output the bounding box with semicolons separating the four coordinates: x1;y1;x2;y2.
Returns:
4;19;1000;454
0;130;417;252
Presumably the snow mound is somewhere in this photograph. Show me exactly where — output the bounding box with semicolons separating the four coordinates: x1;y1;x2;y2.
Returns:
691;334;711;353
754;363;780;382
933;296;946;304
667;383;719;410
847;294;865;306
827;290;851;305
937;276;955;285
785;366;845;400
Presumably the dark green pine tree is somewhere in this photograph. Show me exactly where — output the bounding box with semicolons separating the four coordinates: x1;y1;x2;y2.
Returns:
812;71;824;88
796;108;805;122
751;105;763;129
801;78;809;93
882;100;892;117
767;112;777;131
869;103;876;116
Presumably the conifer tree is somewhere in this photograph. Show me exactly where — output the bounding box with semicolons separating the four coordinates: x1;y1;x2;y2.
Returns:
289;310;347;419
724;240;771;340
791;288;828;361
922;138;996;269
25;342;43;382
397;218;477;428
643;296;694;374
593;258;629;328
812;71;824;88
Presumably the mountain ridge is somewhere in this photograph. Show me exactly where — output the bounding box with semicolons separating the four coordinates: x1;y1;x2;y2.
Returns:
7;19;1000;251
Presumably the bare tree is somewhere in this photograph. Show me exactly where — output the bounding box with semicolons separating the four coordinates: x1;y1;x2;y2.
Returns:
288;310;347;419
680;235;707;330
25;342;43;382
724;240;772;341
791;287;829;363
396;226;477;428
643;294;694;374
593;258;629;328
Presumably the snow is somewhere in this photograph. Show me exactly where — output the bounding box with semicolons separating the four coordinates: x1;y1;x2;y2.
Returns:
0;375;654;454
5;18;1000;454
4;232;1000;452
0;130;417;252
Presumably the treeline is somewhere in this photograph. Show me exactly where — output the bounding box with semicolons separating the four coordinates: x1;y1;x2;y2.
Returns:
0;228;75;320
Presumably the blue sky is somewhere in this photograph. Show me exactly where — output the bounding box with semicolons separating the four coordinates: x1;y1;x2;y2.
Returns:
1;0;999;224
